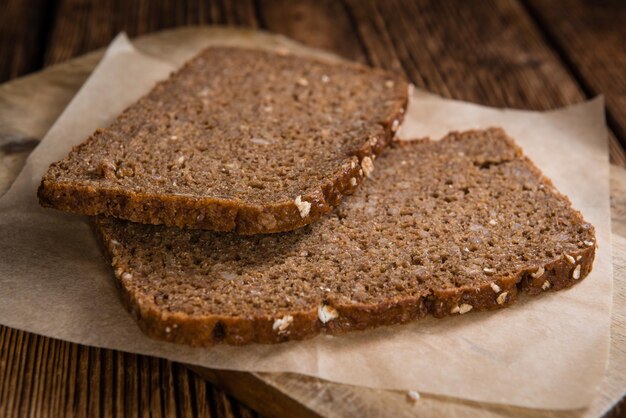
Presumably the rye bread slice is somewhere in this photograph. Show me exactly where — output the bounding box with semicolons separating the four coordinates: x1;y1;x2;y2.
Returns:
93;128;596;346
38;47;408;234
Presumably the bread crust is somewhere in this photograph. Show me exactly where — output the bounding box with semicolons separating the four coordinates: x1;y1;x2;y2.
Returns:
92;128;597;346
94;220;595;346
38;47;408;234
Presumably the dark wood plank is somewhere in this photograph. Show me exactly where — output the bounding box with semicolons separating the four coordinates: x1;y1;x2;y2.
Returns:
524;0;626;153
0;0;54;83
0;2;265;416
44;0;258;66
0;327;261;418
343;0;626;166
347;0;578;105
257;0;366;63
190;367;320;418
2;1;626;417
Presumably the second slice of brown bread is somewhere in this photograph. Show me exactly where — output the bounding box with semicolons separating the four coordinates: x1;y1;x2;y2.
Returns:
38;47;408;234
94;128;596;346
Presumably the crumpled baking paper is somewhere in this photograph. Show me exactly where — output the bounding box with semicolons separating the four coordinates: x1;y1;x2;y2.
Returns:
0;32;611;410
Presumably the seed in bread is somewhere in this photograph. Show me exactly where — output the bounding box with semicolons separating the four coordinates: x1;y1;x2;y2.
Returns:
93;128;596;346
38;47;408;234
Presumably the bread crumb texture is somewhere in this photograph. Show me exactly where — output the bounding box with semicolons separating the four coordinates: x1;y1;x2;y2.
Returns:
94;129;596;346
39;47;408;234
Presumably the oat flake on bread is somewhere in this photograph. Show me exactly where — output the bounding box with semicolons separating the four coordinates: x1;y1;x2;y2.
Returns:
38;47;408;234
94;128;596;346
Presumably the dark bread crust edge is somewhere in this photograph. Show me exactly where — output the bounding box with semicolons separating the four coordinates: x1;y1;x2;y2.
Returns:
40;104;404;234
38;47;409;235
91;128;597;346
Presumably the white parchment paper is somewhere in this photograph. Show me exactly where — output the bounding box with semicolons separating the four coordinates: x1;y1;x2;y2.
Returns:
0;33;612;410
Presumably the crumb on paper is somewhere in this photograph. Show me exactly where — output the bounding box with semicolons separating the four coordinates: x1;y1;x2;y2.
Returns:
407;390;420;403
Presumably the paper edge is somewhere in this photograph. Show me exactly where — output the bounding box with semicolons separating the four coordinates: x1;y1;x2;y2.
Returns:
0;31;615;412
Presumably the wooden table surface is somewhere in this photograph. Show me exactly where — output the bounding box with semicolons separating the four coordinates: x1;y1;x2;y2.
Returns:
1;1;625;417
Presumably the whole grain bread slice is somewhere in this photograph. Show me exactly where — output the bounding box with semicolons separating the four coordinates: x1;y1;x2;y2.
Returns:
93;128;596;346
38;46;408;234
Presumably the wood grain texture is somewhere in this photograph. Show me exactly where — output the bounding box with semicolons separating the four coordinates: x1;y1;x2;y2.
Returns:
195;226;626;418
257;0;367;64
0;327;261;418
343;0;626;167
44;0;258;66
1;0;626;417
524;0;626;152
0;0;55;83
345;0;580;105
1;2;263;417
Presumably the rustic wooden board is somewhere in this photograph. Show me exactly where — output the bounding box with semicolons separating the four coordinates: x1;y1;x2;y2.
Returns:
0;26;625;418
0;0;53;83
342;0;626;168
524;0;626;154
43;0;260;66
2;1;626;416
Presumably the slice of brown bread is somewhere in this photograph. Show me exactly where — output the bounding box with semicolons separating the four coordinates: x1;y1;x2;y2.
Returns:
93;128;596;346
38;47;408;234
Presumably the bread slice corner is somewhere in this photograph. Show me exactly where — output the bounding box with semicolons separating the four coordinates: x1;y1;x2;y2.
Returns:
38;46;409;234
92;128;596;346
